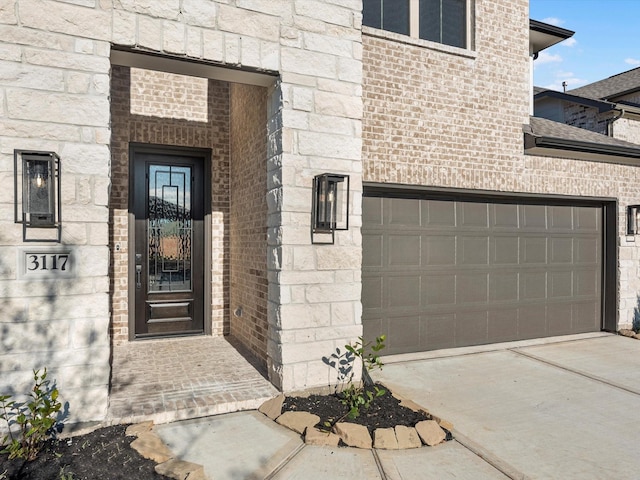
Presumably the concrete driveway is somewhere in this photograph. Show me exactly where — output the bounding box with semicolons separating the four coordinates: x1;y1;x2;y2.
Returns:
373;333;640;479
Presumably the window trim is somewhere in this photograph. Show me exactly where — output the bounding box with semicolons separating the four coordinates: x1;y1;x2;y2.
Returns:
364;0;474;51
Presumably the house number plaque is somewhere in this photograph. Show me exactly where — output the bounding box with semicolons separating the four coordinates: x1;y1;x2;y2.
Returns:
19;249;73;279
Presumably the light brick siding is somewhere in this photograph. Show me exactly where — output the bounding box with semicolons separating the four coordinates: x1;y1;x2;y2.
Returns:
110;66;231;342
229;83;269;366
362;0;640;330
564;104;610;136
363;0;530;187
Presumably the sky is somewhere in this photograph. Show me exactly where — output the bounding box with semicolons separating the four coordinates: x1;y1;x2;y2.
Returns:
530;0;640;92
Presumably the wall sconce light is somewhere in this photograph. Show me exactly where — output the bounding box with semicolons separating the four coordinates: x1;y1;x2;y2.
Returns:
311;173;349;244
628;205;640;235
14;150;61;241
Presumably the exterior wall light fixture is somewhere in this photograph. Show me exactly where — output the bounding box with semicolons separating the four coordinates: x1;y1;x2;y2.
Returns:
311;173;349;244
628;205;640;235
14;150;61;242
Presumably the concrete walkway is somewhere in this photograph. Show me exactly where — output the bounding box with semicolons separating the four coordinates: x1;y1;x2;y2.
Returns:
153;333;640;479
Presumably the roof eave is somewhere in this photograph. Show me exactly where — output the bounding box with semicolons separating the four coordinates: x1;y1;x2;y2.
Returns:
524;133;640;165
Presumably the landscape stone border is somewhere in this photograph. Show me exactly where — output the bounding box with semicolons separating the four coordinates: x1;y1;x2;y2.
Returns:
619;329;640;339
258;392;453;450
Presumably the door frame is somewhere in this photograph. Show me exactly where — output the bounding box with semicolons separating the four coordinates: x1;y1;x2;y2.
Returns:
128;143;212;340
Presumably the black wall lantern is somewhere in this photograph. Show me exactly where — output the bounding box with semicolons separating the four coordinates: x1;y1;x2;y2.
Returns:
312;173;349;244
14;150;61;241
628;205;640;235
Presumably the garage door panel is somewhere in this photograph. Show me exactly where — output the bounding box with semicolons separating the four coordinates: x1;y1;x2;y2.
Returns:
522;204;547;228
547;303;573;335
549;270;573;298
424;314;456;350
492;235;519;264
362;234;383;267
424;235;456;265
520;271;547;299
459;236;489;265
489;272;519;301
388;197;421;226
387;275;421;308
456;311;488;346
423;274;456;305
518;304;547;338
492;204;519;228
460;202;489;227
363;196;383;225
521;237;547;264
575;238;599;264
575;206;599;231
457;273;488;303
550;237;573;263
575;268;599;296
388;235;420;266
426;200;456;226
488;308;520;342
549;206;573;230
573;302;600;332
363;197;603;356
386;315;421;352
362;276;383;309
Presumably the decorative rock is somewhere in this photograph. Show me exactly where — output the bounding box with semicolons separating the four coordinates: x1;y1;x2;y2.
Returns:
125;421;154;437
276;411;320;435
634;333;640;340
415;420;446;446
259;394;285;420
619;329;635;337
305;427;340;447
155;458;207;480
130;431;174;463
394;425;421;449
373;427;398;450
332;422;372;449
437;418;454;432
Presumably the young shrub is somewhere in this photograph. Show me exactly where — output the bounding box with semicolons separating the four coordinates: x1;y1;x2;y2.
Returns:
0;368;63;461
323;334;387;421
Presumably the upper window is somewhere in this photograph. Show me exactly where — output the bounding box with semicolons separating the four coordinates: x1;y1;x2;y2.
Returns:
363;0;468;49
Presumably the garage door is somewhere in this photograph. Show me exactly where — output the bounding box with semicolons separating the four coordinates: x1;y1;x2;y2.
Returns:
362;195;603;356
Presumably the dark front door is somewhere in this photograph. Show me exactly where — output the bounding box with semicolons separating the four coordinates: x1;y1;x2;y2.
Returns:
132;149;206;337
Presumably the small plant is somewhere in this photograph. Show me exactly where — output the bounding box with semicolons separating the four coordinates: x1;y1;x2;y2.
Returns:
323;334;387;421
58;466;75;480
0;368;63;461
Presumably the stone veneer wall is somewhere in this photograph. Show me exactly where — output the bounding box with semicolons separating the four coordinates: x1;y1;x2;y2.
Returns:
0;0;365;407
229;83;269;366
362;0;640;330
110;66;231;342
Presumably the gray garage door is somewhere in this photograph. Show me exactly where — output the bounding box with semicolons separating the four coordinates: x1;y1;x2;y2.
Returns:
362;195;603;356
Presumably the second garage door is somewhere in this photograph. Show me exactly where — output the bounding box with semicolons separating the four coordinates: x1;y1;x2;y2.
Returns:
362;195;603;356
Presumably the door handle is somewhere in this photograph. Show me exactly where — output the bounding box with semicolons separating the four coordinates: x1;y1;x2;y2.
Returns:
135;264;142;289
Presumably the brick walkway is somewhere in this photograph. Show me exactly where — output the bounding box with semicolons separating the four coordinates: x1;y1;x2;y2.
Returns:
108;336;279;425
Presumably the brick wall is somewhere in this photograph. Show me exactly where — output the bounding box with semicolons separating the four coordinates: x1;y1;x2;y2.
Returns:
363;0;530;187
110;66;230;342
361;0;640;330
229;83;269;366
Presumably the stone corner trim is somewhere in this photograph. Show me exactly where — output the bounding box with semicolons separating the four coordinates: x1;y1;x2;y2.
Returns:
127;421;211;480
258;395;453;450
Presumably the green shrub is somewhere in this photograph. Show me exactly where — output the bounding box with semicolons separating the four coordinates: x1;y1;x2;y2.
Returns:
323;335;386;421
0;368;63;461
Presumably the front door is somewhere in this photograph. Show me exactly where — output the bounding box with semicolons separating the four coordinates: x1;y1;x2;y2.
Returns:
132;149;206;337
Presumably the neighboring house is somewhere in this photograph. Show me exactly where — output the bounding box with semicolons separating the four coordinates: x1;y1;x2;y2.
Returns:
3;0;640;429
535;67;640;144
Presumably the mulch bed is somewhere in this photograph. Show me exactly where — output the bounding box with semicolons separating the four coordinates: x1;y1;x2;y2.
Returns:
0;424;169;480
282;383;447;437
